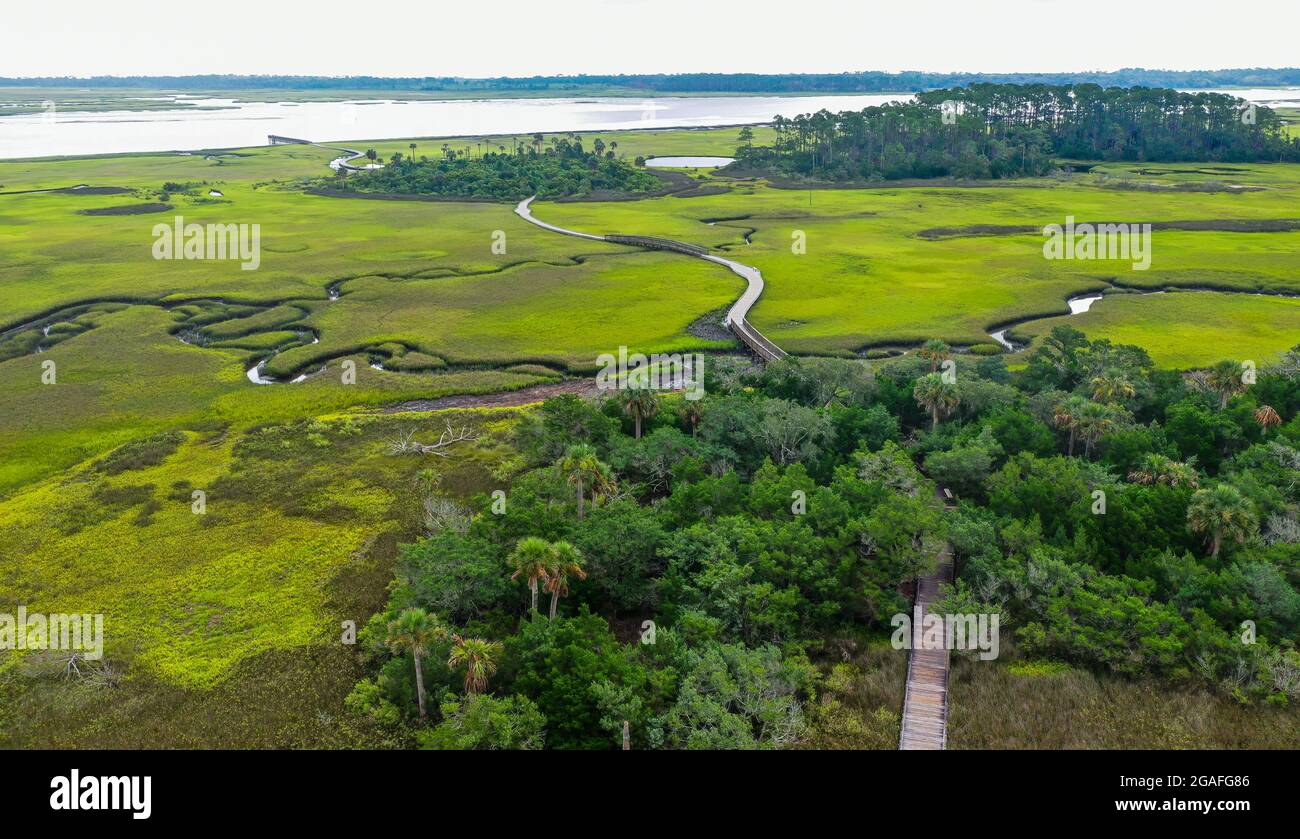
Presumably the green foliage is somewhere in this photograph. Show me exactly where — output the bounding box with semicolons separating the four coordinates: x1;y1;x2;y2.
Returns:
924;426;1004;499
397;534;514;623
333;140;661;200
1017;571;1192;676
742;85;1297;182
663;642;816;749
502;609;656;750
417;694;546;750
92;431;185;475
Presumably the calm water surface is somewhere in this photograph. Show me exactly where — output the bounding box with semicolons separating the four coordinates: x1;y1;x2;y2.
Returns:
4;87;1293;161
0;94;909;160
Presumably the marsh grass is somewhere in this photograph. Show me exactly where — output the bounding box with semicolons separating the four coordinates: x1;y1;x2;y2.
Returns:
799;642;907;749
0;408;516;746
949;651;1300;749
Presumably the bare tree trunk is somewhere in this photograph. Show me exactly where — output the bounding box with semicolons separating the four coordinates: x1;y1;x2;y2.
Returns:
576;484;585;520
549;589;559;619
529;579;538;612
413;653;427;719
1211;528;1222;558
635;413;642;439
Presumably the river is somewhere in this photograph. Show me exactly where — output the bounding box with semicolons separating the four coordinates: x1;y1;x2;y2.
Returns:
5;87;1297;161
0;93;910;160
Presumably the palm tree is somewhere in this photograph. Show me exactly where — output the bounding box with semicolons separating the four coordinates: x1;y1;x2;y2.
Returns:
558;443;614;520
622;385;660;439
1127;453;1199;488
1255;405;1282;434
409;142;417;161
448;635;502;696
509;536;552;613
1090;369;1135;404
1052;395;1089;456
1205;359;1247;409
1074;401;1115;459
1187;484;1257;558
913;373;959;431
917;339;951;372
682;400;703;437
385;608;446;719
542;541;587;619
365;148;378;167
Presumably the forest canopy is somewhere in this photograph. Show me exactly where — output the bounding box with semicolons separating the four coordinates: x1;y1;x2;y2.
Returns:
348;335;1300;749
326;135;661;200
735;84;1300;182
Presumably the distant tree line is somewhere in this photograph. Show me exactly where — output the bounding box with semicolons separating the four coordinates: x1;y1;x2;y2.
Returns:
8;68;1300;93
736;84;1300;181
328;135;659;200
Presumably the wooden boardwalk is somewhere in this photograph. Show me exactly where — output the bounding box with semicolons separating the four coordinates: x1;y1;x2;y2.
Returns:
514;197;786;363
899;489;955;751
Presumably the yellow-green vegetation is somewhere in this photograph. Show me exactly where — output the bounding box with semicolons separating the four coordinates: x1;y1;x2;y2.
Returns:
4;124;1299;747
539;158;1300;365
0;139;742;495
1015;291;1300;369
799;644;905;749
0;407;517;746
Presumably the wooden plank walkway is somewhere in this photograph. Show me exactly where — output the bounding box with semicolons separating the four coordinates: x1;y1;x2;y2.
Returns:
899;489;955;751
514;197;787;363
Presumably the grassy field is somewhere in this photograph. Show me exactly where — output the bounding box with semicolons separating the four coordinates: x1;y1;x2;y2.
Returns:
3;125;1298;747
798;641;1300;749
0;140;743;497
0;406;516;747
539;159;1300;362
1014;290;1300;369
948;654;1300;749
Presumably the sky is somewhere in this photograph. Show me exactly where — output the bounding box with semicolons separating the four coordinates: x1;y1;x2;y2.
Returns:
3;0;1297;78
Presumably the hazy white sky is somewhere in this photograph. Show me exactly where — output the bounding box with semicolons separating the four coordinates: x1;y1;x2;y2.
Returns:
4;0;1297;77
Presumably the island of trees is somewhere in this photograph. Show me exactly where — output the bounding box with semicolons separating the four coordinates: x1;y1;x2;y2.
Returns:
734;84;1300;182
325;135;660;200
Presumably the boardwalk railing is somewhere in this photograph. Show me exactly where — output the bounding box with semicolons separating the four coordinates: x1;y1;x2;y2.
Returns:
604;234;711;257
898;549;953;750
899;488;956;751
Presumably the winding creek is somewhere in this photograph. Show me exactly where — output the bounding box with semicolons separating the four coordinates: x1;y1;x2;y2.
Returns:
989;293;1106;350
5;148;1298;382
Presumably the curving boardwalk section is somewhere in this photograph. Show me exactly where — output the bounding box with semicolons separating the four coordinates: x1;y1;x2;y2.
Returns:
515;197;786;361
899;487;956;750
